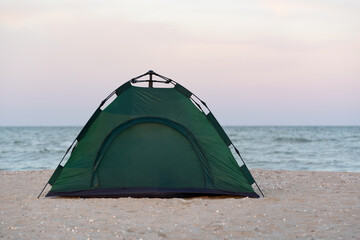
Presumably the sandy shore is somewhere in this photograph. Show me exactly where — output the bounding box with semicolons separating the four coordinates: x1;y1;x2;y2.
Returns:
0;169;359;239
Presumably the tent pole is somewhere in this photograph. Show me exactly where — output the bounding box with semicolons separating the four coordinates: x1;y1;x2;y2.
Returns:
254;181;264;198
233;144;265;197
37;139;77;198
149;70;153;88
37;182;49;198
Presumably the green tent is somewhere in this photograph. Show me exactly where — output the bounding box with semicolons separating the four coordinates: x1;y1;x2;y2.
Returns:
41;71;263;198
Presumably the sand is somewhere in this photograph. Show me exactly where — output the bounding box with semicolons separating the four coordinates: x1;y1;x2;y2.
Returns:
0;169;359;240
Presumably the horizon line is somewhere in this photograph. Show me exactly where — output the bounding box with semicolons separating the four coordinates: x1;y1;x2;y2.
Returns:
1;125;359;127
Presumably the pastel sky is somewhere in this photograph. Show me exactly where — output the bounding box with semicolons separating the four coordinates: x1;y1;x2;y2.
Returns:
1;0;359;126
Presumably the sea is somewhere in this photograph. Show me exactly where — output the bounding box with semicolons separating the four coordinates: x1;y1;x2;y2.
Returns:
0;126;359;172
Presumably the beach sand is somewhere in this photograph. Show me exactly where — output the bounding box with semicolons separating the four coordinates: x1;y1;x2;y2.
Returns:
0;169;359;239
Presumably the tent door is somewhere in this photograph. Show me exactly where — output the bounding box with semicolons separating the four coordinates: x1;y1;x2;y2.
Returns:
91;117;214;189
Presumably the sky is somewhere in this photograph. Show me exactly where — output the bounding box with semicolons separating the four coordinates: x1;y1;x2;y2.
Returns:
1;0;359;126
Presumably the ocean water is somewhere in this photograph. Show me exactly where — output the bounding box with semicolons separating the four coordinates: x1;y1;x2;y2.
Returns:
0;126;359;172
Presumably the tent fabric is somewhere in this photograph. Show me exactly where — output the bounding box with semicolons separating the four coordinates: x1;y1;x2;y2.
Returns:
46;79;259;198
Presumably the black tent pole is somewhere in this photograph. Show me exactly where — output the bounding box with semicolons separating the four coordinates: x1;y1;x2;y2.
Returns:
233;145;264;197
131;70;171;84
37;139;77;198
149;70;153;88
37;181;49;199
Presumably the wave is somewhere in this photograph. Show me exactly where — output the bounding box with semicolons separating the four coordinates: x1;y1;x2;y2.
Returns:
266;150;297;155
274;137;312;143
39;148;50;153
1;126;359;172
